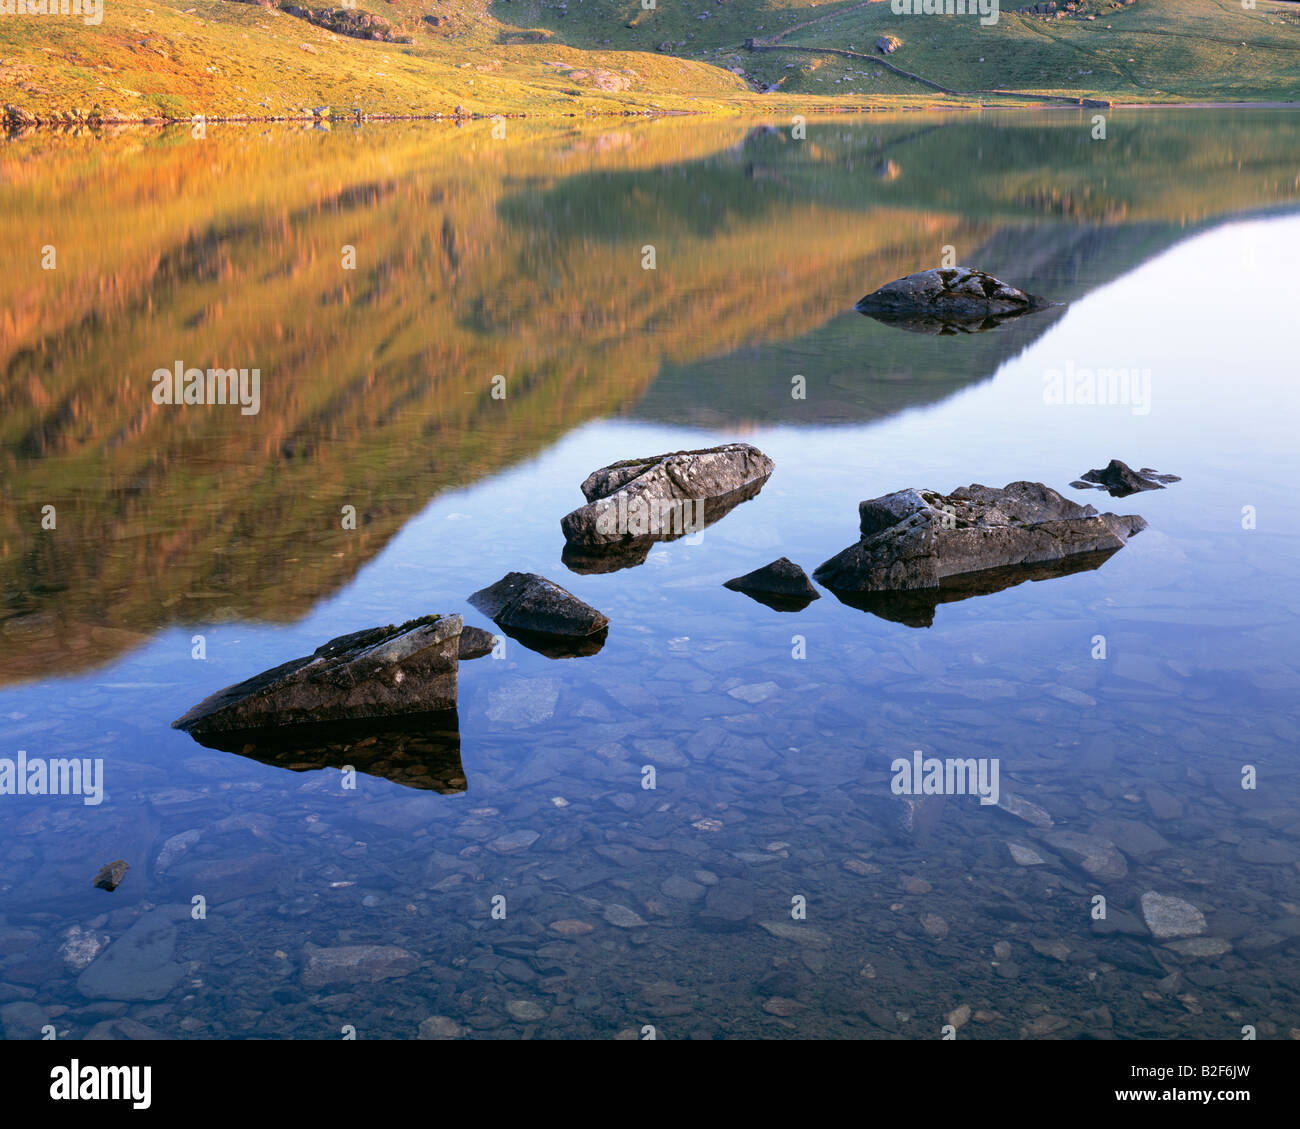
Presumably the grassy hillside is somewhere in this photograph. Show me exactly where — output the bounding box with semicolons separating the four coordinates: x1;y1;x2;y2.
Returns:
0;0;1298;122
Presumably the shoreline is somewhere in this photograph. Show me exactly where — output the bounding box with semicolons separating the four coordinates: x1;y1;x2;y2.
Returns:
3;99;1297;134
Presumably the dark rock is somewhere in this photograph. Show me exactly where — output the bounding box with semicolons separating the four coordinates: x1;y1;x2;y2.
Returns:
723;557;820;611
458;625;497;660
875;34;902;54
468;573;608;651
560;443;774;547
814;482;1145;601
172;615;461;734
92;860;129;892
1076;459;1181;498
856;267;1058;334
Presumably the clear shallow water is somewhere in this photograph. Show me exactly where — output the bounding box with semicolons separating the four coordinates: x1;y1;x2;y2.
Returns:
1;112;1299;1040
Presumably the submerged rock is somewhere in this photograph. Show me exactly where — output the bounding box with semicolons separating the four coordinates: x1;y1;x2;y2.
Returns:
560;443;774;548
1074;459;1181;498
1140;892;1207;939
856;267;1058;334
172;615;461;734
468;573;608;657
723;557;820;611
813;482;1145;602
76;907;187;1001
300;943;419;987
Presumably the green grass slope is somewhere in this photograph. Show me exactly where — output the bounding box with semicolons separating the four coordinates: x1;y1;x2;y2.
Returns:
0;0;1298;121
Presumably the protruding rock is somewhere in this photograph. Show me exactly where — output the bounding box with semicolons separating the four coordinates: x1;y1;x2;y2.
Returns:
92;860;129;892
458;625;498;660
468;573;607;657
814;482;1145;604
875;34;902;54
560;443;774;548
1075;459;1181;498
172;615;462;734
723;557;820;611
855;267;1058;334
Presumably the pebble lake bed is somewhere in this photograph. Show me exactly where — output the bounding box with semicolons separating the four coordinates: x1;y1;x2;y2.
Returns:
1;110;1299;1042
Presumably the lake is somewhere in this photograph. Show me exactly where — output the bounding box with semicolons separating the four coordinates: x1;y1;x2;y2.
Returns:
1;108;1298;1040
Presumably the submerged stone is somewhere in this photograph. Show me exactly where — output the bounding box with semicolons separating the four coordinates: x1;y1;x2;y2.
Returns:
76;908;186;1001
172;615;461;734
1140;892;1207;939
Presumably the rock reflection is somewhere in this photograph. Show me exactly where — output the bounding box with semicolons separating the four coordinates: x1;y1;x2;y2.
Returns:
826;549;1122;627
181;709;466;793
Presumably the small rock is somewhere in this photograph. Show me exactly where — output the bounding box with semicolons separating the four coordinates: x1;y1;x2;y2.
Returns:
763;996;806;1017
1140;892;1207;939
506;999;546;1022
418;1015;464;1039
93;860;129;892
301;944;418;988
548;920;593;937
603;904;646;929
920;914;949;939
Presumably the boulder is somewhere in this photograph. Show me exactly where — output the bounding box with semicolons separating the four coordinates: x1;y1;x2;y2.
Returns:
723;557;820;612
1075;459;1180;498
814;481;1145;597
875;35;902;54
172;615;461;734
468;573;608;657
458;625;498;660
856;268;1058;334
560;443;774;547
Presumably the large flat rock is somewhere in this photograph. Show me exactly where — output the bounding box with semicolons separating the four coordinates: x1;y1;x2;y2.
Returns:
560;443;774;547
814;481;1145;595
172;615;461;734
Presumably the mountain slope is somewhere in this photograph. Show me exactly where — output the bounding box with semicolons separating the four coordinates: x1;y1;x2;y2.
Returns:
1;0;1298;121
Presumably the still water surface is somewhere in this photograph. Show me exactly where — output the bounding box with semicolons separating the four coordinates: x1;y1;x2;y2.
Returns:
1;111;1298;1039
